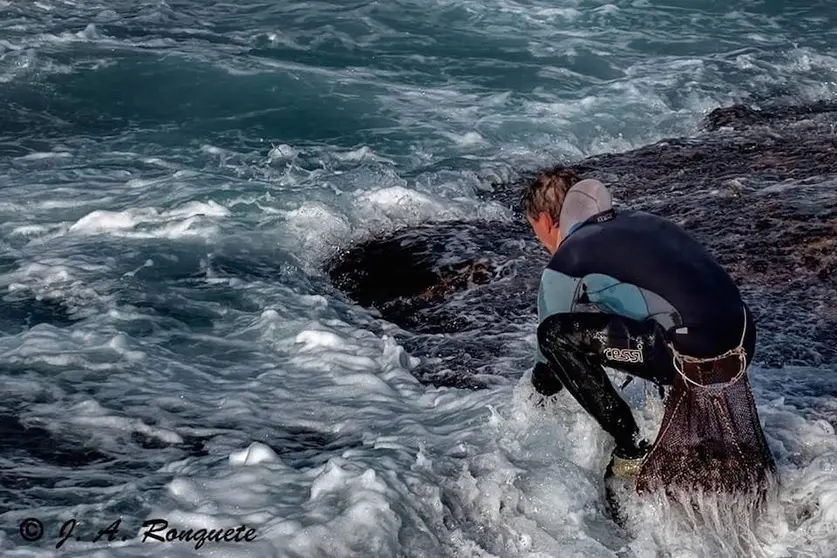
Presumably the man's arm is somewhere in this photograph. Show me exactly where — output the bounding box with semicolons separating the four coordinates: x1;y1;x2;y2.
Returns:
534;273;667;456
531;269;666;395
537;313;643;453
530;268;584;397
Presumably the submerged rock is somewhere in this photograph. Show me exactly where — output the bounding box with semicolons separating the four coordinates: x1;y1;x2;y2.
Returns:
326;101;837;387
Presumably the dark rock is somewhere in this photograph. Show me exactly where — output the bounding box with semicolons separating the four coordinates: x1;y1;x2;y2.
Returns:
326;101;837;387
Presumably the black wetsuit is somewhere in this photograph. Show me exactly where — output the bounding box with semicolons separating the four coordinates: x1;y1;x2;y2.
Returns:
532;208;755;455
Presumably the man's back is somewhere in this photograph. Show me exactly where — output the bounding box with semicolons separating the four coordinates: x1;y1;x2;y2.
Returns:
547;210;748;358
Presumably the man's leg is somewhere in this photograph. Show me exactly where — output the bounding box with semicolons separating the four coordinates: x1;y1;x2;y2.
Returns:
535;312;674;454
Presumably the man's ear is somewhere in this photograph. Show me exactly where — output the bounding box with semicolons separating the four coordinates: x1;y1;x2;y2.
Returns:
546;214;562;251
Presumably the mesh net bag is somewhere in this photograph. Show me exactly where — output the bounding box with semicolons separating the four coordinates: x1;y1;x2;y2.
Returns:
635;340;776;496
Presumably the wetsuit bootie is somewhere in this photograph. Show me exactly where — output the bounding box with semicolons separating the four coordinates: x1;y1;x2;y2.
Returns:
608;439;651;479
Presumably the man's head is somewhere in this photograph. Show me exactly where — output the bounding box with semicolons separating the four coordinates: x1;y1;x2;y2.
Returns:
520;166;612;254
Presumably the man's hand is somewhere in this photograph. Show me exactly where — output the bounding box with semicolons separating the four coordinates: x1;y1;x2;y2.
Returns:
531;361;564;397
526;390;562;409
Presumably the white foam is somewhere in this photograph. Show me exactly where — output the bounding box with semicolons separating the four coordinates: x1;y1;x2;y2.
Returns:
230;443;281;466
67;201;230;239
443;131;490;148
278;201;353;263
267;143;299;163
66;399;184;445
9;224;54;237
277;183;509;263
333;146;397;165
132;307;837;556
76;23;100;40
69;208;151;233
14;151;72;161
3;295;836;558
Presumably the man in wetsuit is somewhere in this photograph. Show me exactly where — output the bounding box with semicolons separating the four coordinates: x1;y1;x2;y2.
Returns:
520;167;759;479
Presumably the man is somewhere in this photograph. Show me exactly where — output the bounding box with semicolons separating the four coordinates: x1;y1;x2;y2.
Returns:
520;166;774;495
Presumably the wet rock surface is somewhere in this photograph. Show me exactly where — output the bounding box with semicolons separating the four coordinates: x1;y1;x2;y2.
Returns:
326;101;837;388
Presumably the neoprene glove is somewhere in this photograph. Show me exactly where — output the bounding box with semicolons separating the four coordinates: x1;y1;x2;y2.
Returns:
531;361;564;397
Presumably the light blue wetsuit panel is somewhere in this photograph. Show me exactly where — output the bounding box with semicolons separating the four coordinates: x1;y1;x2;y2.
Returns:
583;273;650;321
535;268;580;363
534;270;679;364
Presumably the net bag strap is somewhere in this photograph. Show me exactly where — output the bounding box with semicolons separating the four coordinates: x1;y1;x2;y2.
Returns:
667;305;748;390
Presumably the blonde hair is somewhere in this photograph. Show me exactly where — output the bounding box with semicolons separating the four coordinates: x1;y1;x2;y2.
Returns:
519;166;582;223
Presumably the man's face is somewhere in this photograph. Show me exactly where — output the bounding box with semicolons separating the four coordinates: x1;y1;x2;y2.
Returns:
527;212;561;254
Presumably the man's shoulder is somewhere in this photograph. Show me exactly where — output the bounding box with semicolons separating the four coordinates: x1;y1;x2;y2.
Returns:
613;209;673;227
538;265;581;285
537;266;584;318
564;209;685;247
547;208;699;273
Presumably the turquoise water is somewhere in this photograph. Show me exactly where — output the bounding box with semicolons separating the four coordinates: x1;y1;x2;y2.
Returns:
1;1;837;556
